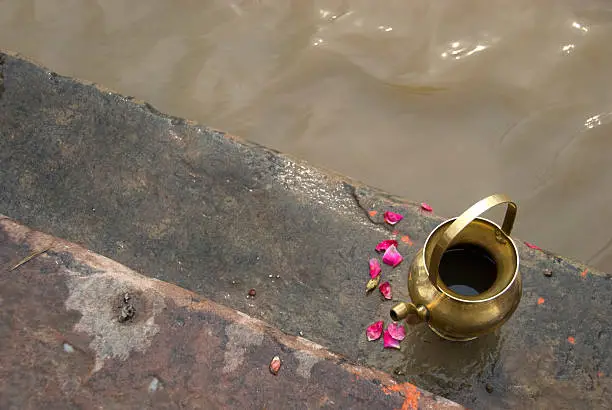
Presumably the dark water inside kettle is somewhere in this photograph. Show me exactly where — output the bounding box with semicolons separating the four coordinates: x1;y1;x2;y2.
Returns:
439;244;498;296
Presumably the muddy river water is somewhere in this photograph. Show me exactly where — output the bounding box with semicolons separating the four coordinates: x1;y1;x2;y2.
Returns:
2;0;612;271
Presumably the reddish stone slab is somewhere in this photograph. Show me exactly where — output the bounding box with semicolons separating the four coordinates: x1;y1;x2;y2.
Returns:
0;216;462;410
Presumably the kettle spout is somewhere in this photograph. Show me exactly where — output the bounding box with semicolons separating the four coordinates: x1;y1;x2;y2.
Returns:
390;302;429;323
390;302;411;321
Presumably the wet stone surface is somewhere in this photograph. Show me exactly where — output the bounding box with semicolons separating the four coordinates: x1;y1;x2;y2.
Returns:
1;51;611;408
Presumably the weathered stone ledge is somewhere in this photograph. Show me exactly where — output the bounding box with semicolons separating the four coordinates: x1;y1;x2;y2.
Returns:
0;216;462;409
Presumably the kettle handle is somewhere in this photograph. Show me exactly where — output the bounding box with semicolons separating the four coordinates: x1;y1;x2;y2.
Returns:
427;194;517;290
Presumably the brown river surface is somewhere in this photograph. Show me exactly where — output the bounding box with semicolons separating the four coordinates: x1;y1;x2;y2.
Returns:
2;0;612;272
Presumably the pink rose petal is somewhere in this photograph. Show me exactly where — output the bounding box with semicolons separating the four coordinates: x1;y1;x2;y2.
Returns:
369;258;382;278
382;245;403;267
366;320;384;341
387;322;406;341
383;330;401;349
384;211;404;225
379;281;392;300
421;202;433;212
525;241;542;250
375;239;398;253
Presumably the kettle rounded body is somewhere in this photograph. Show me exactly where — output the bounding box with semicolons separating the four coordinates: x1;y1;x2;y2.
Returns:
391;195;522;341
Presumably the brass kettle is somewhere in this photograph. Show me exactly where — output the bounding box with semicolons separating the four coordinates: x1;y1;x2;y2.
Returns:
391;194;522;341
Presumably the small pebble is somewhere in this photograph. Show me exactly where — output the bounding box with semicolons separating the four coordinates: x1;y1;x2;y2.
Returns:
148;377;161;393
63;343;74;353
248;288;256;297
269;356;282;375
485;383;494;394
543;269;553;277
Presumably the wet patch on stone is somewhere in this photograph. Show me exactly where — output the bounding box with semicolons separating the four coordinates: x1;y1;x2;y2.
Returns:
64;273;165;372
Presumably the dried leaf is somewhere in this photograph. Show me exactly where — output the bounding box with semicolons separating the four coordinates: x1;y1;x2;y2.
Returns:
366;276;380;292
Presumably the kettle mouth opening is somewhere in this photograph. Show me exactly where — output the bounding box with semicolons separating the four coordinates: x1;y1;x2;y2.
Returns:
423;217;520;303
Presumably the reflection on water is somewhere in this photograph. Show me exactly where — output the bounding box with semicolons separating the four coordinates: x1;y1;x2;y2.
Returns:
2;0;612;271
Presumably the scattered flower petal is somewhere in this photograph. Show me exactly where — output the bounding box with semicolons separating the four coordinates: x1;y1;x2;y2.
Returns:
421;203;433;212
269;356;282;375
379;281;392;300
369;210;378;217
375;239;398;253
537;297;545;305
567;336;576;345
383;330;401;349
366;321;384;341
392;230;399;236
384;211;404;225
382;245;403;267
366;276;380;292
387;322;406;341
580;269;589;278
524;242;541;250
369;258;382;278
248;288;256;297
400;235;413;246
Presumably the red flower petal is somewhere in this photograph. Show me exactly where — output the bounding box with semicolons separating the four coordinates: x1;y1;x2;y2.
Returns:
369;258;382;278
421;203;433;212
384;211;404;225
375;239;398;253
525;242;541;250
400;235;413;246
366;320;384;341
379;281;392;300
387;322;406;341
382;245;403;267
383;330;401;349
